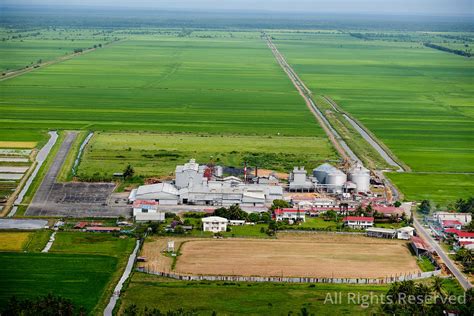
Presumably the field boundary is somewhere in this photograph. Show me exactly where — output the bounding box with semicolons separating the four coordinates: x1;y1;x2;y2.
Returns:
0;39;124;82
139;268;441;285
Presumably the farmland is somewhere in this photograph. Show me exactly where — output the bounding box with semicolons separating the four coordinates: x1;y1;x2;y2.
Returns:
0;27;119;73
0;252;118;313
143;234;419;279
78;132;336;180
119;272;388;315
50;232;136;256
0;32;325;137
273;31;474;203
0;232;32;251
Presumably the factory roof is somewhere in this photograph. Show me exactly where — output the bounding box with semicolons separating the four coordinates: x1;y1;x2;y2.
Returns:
136;183;179;196
175;159;199;173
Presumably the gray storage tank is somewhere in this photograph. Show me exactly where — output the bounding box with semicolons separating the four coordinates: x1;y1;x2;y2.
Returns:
313;163;336;184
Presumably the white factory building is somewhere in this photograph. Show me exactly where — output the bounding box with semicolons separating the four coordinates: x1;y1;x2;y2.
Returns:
129;159;283;207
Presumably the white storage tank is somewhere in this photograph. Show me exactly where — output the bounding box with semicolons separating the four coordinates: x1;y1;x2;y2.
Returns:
326;169;347;187
349;164;370;193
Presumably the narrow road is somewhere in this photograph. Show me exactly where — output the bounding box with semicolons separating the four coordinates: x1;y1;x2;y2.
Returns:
41;231;56;253
265;34;361;164
413;216;472;291
104;240;140;316
322;96;404;172
26;131;78;214
8;131;58;217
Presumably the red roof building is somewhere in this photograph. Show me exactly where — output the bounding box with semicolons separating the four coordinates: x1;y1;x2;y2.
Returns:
343;216;374;222
442;220;463;229
343;216;374;229
74;222;87;229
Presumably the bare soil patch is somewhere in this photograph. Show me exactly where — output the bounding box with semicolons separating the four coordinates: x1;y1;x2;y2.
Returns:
145;234;419;278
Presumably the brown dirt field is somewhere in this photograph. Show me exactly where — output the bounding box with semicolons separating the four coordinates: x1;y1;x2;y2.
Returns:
138;237;189;273
174;235;419;278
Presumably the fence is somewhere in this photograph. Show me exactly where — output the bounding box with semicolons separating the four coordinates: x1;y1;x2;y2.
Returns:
139;267;442;285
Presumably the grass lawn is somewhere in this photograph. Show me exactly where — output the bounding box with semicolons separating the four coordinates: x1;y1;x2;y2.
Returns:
119;272;388;315
50;232;136;256
78;132;336;179
0;232;32;251
0;252;118;314
417;256;436;272
23;229;53;252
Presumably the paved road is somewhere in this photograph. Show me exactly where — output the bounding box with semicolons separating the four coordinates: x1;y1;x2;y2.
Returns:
104;240;140;316
27;131;78;214
8;131;58;217
413;216;472;291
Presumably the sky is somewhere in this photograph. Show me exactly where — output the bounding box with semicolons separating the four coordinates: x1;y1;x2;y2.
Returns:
3;0;473;16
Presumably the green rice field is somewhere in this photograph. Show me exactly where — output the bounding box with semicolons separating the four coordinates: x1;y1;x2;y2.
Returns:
274;31;474;202
0;252;117;313
0;28;118;72
0;32;323;137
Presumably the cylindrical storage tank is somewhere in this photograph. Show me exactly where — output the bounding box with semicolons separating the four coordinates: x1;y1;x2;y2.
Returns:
313;163;334;184
349;165;370;192
326;170;347;187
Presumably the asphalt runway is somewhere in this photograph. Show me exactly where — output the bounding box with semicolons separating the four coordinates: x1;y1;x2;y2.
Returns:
25;132;131;218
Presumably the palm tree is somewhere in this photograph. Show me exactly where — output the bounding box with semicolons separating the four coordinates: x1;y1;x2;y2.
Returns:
431;276;445;298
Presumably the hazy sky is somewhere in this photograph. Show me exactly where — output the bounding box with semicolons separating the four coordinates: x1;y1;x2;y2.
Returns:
3;0;473;15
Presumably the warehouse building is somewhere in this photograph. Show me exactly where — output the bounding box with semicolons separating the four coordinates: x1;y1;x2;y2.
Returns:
130;159;283;207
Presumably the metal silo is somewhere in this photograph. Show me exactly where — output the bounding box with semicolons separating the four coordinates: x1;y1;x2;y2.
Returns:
313;163;335;184
326;169;347;187
349;164;370;192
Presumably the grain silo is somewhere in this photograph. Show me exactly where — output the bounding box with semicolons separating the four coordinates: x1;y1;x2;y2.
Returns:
349;163;370;193
313;163;335;184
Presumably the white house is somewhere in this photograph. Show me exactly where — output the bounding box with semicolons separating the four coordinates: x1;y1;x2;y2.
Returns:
434;212;471;226
133;200;165;222
343;216;374;229
273;208;306;222
202;216;228;233
134;183;179;205
397;226;415;240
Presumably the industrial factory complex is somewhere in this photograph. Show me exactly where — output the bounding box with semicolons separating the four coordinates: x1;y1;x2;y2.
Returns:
129;159;372;209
